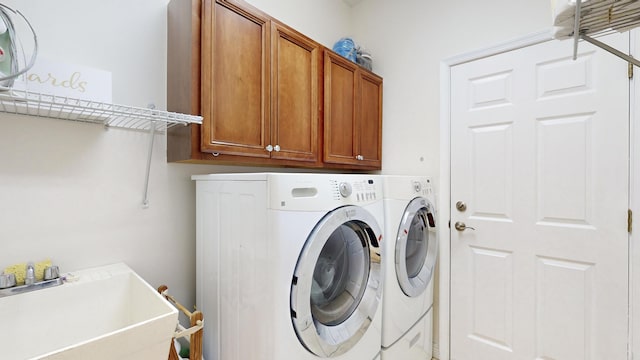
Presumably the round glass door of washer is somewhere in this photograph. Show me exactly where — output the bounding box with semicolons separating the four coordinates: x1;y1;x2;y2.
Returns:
395;197;438;297
291;205;382;358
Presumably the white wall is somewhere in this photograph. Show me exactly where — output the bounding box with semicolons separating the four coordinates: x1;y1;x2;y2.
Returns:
350;0;552;178
245;0;352;47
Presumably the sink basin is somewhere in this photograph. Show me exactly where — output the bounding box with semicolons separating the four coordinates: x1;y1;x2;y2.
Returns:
0;262;178;359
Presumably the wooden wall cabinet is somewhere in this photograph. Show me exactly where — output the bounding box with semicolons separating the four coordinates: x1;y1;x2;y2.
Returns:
167;0;382;170
323;51;383;169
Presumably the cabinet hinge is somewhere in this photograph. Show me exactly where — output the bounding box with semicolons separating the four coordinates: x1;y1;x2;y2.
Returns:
629;209;633;233
629;61;634;79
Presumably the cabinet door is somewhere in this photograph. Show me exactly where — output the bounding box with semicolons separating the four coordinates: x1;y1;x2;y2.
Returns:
201;0;270;157
357;70;382;168
271;22;321;163
323;51;359;165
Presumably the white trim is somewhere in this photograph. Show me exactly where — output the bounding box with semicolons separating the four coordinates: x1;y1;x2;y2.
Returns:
631;29;638;360
438;29;557;360
437;59;451;360
443;30;552;67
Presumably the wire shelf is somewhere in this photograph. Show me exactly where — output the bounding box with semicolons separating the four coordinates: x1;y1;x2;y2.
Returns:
0;89;202;132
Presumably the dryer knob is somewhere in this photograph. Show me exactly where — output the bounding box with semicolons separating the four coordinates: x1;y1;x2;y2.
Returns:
338;182;352;198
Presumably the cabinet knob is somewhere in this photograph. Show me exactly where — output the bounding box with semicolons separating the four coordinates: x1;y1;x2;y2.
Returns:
266;144;273;152
274;145;281;152
356;155;364;161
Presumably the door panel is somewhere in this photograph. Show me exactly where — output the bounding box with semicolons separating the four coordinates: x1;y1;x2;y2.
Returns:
470;123;513;220
450;34;629;360
271;21;320;162
535;256;593;360
324;52;357;164
467;246;514;351
201;0;270;156
358;71;383;167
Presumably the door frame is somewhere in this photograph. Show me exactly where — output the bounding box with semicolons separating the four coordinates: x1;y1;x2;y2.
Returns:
437;29;634;360
631;29;639;360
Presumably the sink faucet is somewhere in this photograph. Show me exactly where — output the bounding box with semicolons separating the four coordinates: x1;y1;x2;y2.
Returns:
0;263;63;298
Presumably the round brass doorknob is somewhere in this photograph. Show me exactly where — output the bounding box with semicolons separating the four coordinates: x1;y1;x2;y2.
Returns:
454;222;475;231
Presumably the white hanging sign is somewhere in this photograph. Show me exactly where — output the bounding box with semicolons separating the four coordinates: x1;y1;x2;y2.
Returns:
13;56;112;103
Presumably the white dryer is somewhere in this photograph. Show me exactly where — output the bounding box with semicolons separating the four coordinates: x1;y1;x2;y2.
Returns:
380;175;438;360
193;173;385;360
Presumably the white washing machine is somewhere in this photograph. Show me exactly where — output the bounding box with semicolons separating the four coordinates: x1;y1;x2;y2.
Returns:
193;173;385;360
380;175;438;360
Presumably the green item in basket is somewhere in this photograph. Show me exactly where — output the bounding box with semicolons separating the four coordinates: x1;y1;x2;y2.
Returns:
179;346;189;358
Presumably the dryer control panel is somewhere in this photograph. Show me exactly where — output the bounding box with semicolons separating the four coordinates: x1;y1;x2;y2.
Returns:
382;176;434;201
413;178;433;197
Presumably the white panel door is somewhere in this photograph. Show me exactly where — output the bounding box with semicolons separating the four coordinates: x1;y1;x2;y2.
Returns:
450;35;629;360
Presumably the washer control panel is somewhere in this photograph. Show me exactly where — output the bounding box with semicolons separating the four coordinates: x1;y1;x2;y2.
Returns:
330;178;380;203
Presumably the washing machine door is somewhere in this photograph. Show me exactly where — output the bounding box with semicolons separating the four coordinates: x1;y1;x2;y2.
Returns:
290;205;382;358
395;197;437;297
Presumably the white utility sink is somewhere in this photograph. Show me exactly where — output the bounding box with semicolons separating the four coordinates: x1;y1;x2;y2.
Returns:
0;262;179;359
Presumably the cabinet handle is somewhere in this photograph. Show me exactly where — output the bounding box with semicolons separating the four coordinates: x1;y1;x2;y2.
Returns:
266;144;273;152
274;145;281;152
356;155;364;161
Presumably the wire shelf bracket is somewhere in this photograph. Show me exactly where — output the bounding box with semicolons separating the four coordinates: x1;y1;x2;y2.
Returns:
560;0;640;67
0;89;203;207
582;33;640;66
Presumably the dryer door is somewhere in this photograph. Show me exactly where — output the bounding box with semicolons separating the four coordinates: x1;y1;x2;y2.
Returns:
395;197;438;297
291;205;382;358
